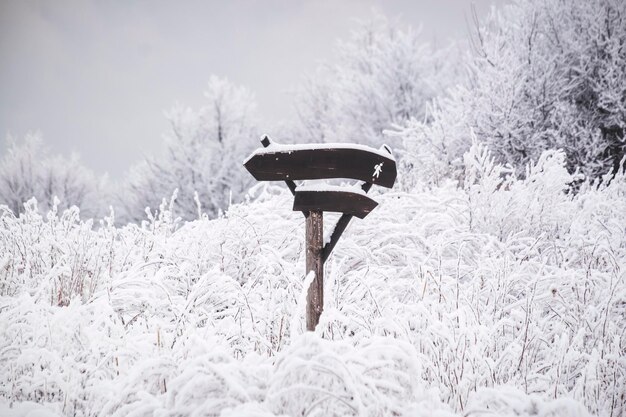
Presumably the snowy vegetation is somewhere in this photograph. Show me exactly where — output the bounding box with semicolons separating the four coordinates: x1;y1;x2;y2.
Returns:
1;0;625;415
398;0;626;186
292;13;460;150
0;135;105;219
118;76;260;223
0;146;624;416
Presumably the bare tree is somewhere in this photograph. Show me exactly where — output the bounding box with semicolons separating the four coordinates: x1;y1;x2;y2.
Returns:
293;14;459;149
0;134;104;218
119;76;259;223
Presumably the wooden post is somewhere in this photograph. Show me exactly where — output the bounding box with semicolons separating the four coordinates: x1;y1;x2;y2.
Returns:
306;211;324;331
244;138;398;332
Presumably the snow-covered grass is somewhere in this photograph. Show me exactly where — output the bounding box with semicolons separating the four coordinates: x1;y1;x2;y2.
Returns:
0;146;624;417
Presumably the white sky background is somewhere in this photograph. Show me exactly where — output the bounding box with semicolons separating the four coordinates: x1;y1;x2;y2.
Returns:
0;0;503;178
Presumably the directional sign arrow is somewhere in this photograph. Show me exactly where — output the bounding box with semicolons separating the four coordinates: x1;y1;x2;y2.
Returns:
293;186;378;219
243;139;397;188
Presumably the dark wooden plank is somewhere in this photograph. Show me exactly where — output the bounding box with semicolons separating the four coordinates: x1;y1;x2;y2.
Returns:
306;211;324;331
244;144;397;188
293;189;378;219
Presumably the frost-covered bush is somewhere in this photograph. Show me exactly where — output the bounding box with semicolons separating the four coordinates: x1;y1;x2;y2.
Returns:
0;198;113;303
0;149;624;416
397;0;626;186
293;14;460;149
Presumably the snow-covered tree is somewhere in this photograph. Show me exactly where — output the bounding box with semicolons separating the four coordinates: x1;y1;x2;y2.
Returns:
119;76;259;223
294;14;459;149
0;134;104;218
398;0;626;186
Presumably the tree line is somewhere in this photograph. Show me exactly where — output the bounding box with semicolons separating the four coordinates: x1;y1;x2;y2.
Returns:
1;0;624;223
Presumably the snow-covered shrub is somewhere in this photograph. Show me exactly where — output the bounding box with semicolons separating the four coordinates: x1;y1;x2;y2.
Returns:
398;0;626;185
463;140;578;240
266;334;456;417
0;198;114;303
293;13;459;149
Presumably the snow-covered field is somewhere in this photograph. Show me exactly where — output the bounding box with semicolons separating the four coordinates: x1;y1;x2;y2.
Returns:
1;147;624;416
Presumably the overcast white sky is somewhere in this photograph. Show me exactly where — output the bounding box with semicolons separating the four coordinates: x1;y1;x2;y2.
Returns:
0;0;503;178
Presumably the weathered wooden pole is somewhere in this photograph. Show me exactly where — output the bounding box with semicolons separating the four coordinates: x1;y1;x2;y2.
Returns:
305;211;324;331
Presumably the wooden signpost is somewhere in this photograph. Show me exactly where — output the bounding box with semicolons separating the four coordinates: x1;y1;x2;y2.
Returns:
244;136;397;331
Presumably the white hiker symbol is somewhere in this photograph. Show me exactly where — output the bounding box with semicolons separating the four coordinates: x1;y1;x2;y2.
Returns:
373;162;383;179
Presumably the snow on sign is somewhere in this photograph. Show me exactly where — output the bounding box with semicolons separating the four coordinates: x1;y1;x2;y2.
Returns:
244;137;397;188
244;136;397;331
